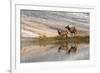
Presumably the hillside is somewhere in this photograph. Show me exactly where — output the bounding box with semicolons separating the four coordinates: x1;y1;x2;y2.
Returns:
21;10;89;38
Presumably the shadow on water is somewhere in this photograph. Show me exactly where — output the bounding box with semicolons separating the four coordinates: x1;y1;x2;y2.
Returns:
21;37;89;63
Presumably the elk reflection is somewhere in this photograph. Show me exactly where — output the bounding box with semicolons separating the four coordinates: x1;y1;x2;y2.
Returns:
68;45;77;54
58;42;78;54
58;42;68;53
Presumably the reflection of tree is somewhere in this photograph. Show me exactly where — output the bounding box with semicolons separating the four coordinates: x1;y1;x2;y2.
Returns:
58;42;78;55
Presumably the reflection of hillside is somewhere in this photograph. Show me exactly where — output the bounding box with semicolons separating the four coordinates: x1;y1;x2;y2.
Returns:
21;38;89;63
21;45;57;58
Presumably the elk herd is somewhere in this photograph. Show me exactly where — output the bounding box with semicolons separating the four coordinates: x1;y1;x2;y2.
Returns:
57;25;77;38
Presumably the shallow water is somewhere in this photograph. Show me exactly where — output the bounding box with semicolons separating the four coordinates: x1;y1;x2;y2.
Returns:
20;39;89;63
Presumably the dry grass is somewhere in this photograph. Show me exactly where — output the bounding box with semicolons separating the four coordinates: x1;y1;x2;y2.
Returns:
32;35;89;45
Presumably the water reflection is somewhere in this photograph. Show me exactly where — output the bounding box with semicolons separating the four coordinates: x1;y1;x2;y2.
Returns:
58;42;78;54
21;39;89;63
